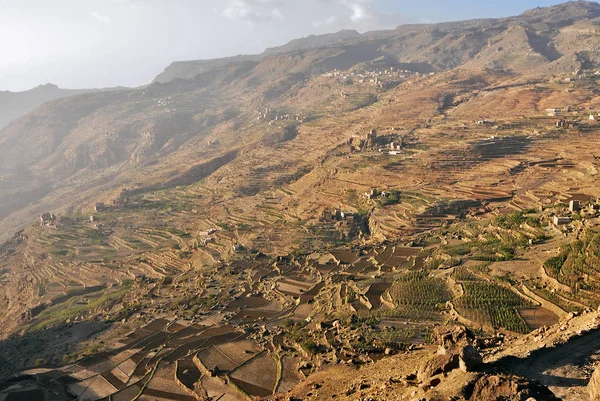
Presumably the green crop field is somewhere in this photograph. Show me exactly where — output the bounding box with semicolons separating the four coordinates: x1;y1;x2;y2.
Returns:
455;281;533;333
386;272;451;321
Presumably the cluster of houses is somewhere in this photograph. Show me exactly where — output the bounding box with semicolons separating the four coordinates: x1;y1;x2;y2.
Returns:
322;67;426;89
187;229;220;249
546;107;599;127
347;129;405;155
552;70;600;84
321;209;355;226
155;97;174;112
256;107;305;125
39;213;76;229
546;107;572;117
95;196;131;212
555;119;578;128
544;107;600;121
39;213;56;226
551;199;600;229
365;188;394;200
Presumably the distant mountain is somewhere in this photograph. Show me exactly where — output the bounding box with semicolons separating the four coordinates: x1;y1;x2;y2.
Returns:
0;84;97;129
155;1;600;85
262;29;362;55
2;0;600;239
153;29;362;83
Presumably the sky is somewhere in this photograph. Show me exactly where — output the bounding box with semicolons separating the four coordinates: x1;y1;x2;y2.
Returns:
0;0;586;91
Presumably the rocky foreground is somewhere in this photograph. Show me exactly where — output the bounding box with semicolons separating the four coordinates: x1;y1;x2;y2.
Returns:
284;311;600;400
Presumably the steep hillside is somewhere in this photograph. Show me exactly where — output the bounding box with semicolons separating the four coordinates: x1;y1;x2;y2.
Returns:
0;84;96;129
157;2;600;84
3;2;600;242
153;30;361;83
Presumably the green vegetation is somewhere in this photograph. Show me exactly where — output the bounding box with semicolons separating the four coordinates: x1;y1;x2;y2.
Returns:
216;222;234;231
386;272;451;321
272;166;312;187
369;326;421;349
82;228;108;244
377;191;401;207
455;281;533;333
283;321;326;355
347;93;378;111
26;280;133;333
442;234;520;262
496;210;532;230
452;266;479;281
544;254;568;279
525;282;583;313
301;339;326;355
50;248;69;257
345;188;359;205
543;230;600;292
436;212;546;263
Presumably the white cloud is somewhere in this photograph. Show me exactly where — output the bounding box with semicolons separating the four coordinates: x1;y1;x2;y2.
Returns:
312;15;338;28
339;0;376;23
222;0;284;22
90;12;111;23
221;0;397;31
349;4;367;22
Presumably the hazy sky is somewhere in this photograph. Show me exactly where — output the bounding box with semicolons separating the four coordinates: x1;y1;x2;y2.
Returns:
0;0;583;91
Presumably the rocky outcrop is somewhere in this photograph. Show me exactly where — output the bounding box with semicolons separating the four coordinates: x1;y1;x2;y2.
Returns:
418;326;482;381
468;374;561;401
589;364;600;400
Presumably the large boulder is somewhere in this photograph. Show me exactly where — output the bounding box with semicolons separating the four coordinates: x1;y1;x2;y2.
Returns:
589;364;600;400
418;325;482;380
418;351;460;381
434;325;476;349
468;374;561;401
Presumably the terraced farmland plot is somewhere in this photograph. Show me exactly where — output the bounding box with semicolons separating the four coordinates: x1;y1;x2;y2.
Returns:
276;355;302;393
386;272;451;321
229;353;277;398
216;340;263;365
345;257;378;275
365;282;393;310
224;293;271;311
330;249;359;265
197;346;239;372
455;281;535;333
519;308;559;330
201;376;247;401
144;362;198;400
374;246;394;265
176;356;201;391
276;278;314;297
230;308;280;324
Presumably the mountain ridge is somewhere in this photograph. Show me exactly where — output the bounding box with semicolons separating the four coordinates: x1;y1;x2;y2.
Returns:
0;84;96;130
3;2;600;241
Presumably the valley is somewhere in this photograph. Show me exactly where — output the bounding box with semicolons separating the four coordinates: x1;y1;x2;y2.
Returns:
3;2;600;400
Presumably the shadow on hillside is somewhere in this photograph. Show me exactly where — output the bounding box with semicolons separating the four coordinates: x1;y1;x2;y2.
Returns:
0;321;108;383
487;328;600;389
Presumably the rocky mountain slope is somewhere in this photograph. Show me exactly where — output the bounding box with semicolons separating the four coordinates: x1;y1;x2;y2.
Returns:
0;84;99;130
157;1;600;83
153;29;361;83
2;1;600;242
